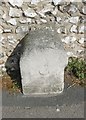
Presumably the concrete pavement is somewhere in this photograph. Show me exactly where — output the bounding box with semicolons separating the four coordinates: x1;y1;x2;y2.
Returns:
2;83;85;118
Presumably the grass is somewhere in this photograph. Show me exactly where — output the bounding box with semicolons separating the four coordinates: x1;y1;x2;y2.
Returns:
65;57;86;86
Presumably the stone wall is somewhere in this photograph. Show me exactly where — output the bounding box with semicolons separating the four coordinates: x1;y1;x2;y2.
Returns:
0;0;85;72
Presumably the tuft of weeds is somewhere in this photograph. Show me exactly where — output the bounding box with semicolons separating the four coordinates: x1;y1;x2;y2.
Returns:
65;57;86;80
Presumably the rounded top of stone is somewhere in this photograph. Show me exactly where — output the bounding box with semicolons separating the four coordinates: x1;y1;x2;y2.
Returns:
22;23;64;50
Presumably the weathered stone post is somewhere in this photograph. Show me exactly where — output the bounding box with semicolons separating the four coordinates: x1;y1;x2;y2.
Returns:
20;25;68;96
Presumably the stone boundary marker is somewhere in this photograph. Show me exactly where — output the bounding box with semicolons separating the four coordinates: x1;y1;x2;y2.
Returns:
0;1;85;97
20;25;68;96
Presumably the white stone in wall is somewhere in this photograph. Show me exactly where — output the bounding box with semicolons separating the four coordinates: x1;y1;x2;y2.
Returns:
52;7;58;16
69;16;79;24
19;19;27;24
0;26;3;33
16;26;29;33
31;0;40;5
0;9;4;17
7;18;17;26
77;49;85;57
64;17;69;23
8;36;17;44
52;0;62;5
36;4;54;17
8;0;23;7
0;35;4;43
70;25;77;33
37;11;46;18
56;17;62;23
3;29;12;33
62;36;76;44
77;49;83;53
67;4;78;15
9;7;22;17
31;19;36;24
79;38;84;44
57;26;67;34
67;52;73;57
26;18;32;23
35;19;41;24
40;19;47;23
70;36;77;43
23;8;37;18
42;4;54;13
78;24;85;34
19;18;32;24
2;13;7;19
0;52;4;59
80;6;86;15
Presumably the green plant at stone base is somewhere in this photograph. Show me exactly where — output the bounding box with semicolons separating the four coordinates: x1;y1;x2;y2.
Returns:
66;57;86;79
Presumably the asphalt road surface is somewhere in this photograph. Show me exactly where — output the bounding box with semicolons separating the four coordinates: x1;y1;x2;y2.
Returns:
2;83;85;118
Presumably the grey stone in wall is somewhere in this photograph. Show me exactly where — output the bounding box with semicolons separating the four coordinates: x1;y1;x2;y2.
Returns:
20;25;68;96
